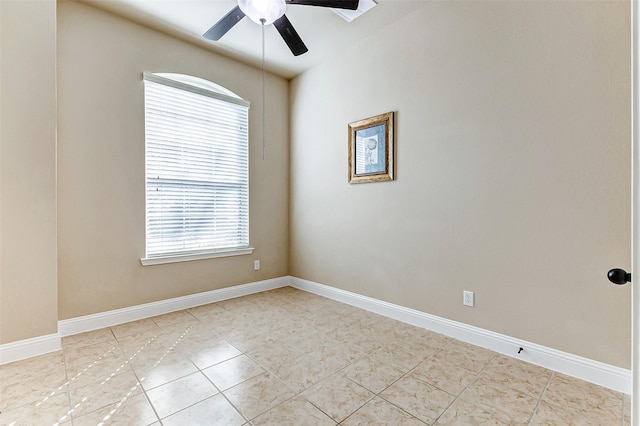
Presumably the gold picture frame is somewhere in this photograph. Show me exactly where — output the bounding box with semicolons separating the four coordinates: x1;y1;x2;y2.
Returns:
348;111;395;183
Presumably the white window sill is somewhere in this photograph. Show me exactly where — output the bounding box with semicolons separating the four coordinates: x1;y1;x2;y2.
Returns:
140;247;254;266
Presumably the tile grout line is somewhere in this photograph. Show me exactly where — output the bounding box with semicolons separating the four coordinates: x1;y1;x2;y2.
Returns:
311;323;434;422
241;317;469;424
183;305;288;425
372;353;452;423
198;344;253;425
76;319;197;425
99;328;159;425
335;335;456;424
61;335;133;425
61;342;74;426
224;332;305;423
527;371;554;425
146;312;250;425
430;352;498;425
227;317;415;424
233;324;364;423
127;323;179;426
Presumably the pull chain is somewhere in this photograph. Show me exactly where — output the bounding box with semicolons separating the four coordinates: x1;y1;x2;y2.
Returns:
261;19;266;161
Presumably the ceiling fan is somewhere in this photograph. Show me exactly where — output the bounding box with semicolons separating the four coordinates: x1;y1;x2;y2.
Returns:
203;0;360;56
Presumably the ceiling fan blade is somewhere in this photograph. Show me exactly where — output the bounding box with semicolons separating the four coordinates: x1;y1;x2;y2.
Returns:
286;0;359;10
203;6;245;41
273;14;308;56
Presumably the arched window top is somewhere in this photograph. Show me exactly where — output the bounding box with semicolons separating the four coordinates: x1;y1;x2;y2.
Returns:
143;72;249;108
155;73;242;100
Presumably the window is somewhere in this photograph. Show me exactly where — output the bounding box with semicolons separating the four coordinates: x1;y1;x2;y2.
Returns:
141;73;251;265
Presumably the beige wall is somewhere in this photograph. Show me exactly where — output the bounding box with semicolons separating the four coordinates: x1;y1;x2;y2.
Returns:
290;1;632;368
0;0;59;344
56;1;289;320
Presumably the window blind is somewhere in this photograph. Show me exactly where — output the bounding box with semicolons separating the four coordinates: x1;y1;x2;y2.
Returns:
144;74;249;258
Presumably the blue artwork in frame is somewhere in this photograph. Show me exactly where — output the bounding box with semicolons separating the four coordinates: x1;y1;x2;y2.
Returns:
348;111;395;183
355;124;386;175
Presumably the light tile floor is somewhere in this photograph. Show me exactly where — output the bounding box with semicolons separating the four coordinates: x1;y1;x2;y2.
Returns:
0;287;631;425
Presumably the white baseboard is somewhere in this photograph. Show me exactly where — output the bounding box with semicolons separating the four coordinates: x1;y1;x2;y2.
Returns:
289;276;632;394
0;333;61;365
1;277;289;365
58;276;290;337
3;275;631;395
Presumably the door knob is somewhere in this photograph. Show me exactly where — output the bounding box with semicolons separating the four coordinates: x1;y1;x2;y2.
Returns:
607;268;631;285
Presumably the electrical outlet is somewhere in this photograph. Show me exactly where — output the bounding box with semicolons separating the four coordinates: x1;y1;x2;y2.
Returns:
463;291;474;307
253;260;260;271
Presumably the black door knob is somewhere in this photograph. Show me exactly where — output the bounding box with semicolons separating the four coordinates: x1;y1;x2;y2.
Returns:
607;268;631;285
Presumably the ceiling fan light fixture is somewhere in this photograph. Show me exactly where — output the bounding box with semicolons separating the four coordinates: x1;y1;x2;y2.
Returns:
238;0;286;25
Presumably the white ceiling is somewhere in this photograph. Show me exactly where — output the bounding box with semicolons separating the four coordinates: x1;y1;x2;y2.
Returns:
81;0;423;79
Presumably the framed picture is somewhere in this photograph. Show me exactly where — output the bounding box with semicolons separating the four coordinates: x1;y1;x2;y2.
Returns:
348;111;395;183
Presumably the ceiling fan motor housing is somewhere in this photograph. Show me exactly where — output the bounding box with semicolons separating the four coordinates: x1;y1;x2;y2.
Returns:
203;0;359;56
238;0;286;25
